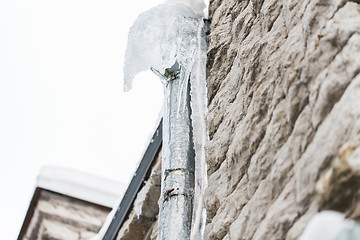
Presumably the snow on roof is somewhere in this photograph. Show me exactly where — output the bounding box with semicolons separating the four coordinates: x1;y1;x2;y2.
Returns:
37;166;125;208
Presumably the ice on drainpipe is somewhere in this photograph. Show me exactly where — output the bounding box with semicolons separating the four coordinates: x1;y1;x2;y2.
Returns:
123;4;202;92
123;1;208;239
164;0;206;17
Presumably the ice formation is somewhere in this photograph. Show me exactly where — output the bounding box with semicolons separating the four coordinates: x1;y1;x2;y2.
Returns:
124;2;208;239
299;211;355;240
164;0;206;17
189;16;208;240
124;4;200;92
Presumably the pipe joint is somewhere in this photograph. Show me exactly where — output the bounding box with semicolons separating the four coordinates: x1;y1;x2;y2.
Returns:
163;187;194;202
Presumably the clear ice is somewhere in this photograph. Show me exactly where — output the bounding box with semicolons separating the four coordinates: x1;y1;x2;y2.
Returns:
124;4;200;92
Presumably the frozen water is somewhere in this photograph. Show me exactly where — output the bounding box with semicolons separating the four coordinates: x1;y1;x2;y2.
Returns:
123;2;208;239
123;4;201;92
189;17;208;240
164;0;206;17
299;211;355;240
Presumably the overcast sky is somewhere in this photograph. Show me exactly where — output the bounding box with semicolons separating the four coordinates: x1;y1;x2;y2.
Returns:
0;0;165;238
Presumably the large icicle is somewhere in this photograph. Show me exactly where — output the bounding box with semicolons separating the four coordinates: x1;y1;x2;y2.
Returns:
189;18;208;240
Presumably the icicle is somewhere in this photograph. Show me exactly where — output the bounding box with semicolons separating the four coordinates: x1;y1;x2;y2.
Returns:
189;18;208;240
300;211;356;240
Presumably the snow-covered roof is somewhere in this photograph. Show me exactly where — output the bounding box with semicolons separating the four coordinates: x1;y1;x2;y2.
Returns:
37;166;125;208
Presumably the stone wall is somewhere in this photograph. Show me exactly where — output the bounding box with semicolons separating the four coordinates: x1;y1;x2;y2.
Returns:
21;190;110;240
205;0;360;239
116;153;161;240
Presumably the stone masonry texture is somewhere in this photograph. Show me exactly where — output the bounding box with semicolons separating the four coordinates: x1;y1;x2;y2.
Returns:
22;190;109;240
116;153;161;240
205;0;360;239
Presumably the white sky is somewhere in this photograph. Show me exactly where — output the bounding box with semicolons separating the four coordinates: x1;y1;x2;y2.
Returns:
0;0;165;238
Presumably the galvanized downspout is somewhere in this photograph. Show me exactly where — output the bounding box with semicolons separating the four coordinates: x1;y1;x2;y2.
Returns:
155;65;195;240
152;16;208;240
122;3;207;238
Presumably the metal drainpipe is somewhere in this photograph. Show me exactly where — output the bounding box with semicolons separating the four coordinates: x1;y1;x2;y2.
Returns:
155;64;195;240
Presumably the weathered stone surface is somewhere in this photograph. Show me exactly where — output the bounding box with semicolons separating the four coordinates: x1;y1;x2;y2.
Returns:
23;190;109;240
317;136;360;215
143;220;158;240
116;153;161;240
205;0;360;239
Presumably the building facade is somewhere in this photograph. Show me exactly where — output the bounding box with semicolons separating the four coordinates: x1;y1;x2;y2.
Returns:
113;0;360;239
20;0;360;239
205;0;360;239
18;166;124;240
